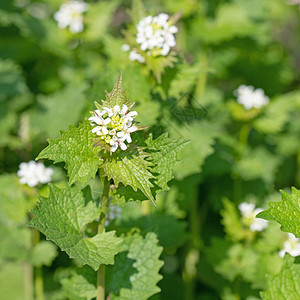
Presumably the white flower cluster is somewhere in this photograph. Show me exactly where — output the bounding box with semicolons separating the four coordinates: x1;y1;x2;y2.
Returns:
137;14;177;56
238;202;268;232
279;233;300;258
122;13;177;62
234;85;269;110
54;1;88;34
89;104;138;152
105;205;122;227
17;161;53;187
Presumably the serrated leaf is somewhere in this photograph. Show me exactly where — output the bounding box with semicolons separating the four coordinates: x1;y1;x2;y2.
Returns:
260;255;300;300
146;133;189;192
36;120;102;185
111;133;188;205
99;71;132;109
28;184;122;270
257;187;300;237
102;145;155;205
145;53;177;83
108;232;164;300
61;266;97;300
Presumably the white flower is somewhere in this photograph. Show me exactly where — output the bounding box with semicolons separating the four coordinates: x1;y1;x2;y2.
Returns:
135;13;178;57
88;110;111;136
117;121;138;143
234;85;269;110
54;1;88;33
129;50;145;63
238;202;268;232
122;44;130;51
89;104;138;152
17;161;53;187
279;233;300;257
105;205;122;226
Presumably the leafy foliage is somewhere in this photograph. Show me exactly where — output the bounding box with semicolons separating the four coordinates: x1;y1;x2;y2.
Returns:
258;188;300;237
29;184;122;270
261;255;300;300
108;232;164;300
37;121;102;185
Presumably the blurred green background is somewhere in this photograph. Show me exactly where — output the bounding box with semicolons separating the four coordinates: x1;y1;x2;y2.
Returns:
0;0;300;299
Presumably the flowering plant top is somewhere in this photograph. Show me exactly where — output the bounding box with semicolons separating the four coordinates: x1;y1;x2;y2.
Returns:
122;5;180;82
54;0;88;33
37;72;189;206
89;104;138;152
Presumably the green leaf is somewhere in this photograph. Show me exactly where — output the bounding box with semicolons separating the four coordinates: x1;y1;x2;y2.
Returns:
28;184;122;270
36;120;102;186
98;71;132;109
111;133;188;205
61;266;97;300
233;147;281;186
216;244;258;283
0;59;28;99
144;53;177;83
29;241;57;267
221;199;245;242
166;121;219;179
108;232;164;300
261;255;300;300
146;133;189;192
257;187;300;237
101;145;155;205
29;83;87;139
0;174;29;223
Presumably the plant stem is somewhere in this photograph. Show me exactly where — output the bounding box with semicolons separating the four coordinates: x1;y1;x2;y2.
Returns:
33;228;44;300
23;262;33;300
96;177;110;300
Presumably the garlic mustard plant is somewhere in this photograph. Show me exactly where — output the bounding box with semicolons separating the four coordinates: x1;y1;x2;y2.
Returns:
234;85;269;110
17;160;53;187
122;3;179;82
279;233;300;257
89;104;138;152
29;72;188;300
239;202;268;232
54;0;88;33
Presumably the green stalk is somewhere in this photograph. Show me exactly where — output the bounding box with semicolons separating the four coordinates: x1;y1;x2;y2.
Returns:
96;177;110;300
234;123;251;202
23;262;33;300
33;229;44;300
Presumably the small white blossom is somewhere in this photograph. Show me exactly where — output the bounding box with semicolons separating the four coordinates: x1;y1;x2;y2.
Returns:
105;205;122;227
89;104;138;152
17;161;53;187
238;202;268;232
234;85;269;110
54;1;88;33
135;13;177;57
122;44;130;51
129;50;145;63
279;233;300;257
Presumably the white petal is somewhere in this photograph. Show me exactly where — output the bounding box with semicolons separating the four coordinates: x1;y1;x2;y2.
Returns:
103;118;111;125
120;142;127;151
102;127;108;135
128;126;137;133
111;144;118;152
